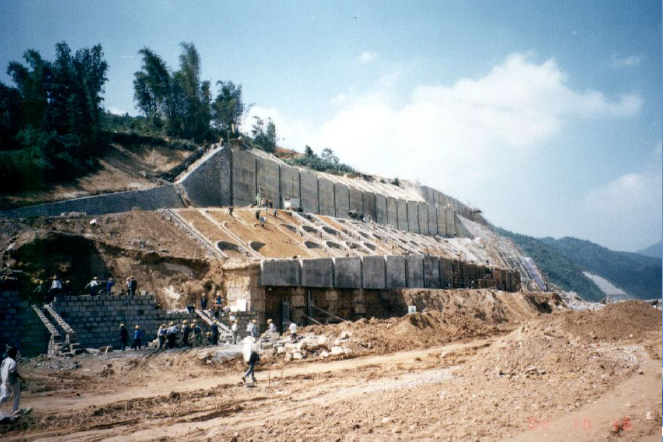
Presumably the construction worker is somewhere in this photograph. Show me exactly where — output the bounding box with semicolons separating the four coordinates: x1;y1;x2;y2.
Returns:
50;275;62;295
85;276;100;296
246;320;255;339
205;331;212;345
119;324;129;351
0;348;25;415
231;320;238;344
228;206;234;216
289;321;298;342
106;277;115;295
181;320;190;347
157;324;167;350
241;350;260;384
210;321;219;345
166;322;178;349
200;296;207;311
128;276;138;296
259;216;266;228
131;325;144;350
193;321;202;347
267;318;276;334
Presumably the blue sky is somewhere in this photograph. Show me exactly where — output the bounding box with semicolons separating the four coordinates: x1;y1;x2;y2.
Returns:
1;0;661;251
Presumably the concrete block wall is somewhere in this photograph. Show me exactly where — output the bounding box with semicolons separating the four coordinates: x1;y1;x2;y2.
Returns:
232;149;257;207
300;170;319;214
349;186;363;215
408;201;420;233
280;164;300;206
385;255;407;288
386;197;398;229
406;255;424;288
178;146;231;207
362;255;386;289
300;258;334;287
397;199;408;231
334;257;362;289
0;286;50;357
375;194;388;225
423;256;441;288
363;192;377;222
257;156;281;208
334;183;350;219
427;204;438;236
318;178;336;216
418;202;429;236
260;259;300;286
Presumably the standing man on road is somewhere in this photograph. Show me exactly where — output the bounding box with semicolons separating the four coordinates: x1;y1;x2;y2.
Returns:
210;321;219;345
200;296;207;312
231;320;238;344
289;321;298;342
119;324;129;351
131;325;144;350
0;348;25;416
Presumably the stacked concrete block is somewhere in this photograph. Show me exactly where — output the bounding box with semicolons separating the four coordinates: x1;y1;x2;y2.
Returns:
300;258;334;287
300;170;319;214
362;192;377;222
437;206;447;236
361;256;386;289
179;146;231;208
279;164;300;207
386;197;398;229
407;201;420;233
375;194;388;225
427;204;438;235
423;256;441;288
349;186;363;215
445;208;456;236
334;183;350;219
232;149;257;207
385;255;407;288
318;178;336;216
260;259;300;286
256;157;281;208
333;257;362;289
440;258;454;288
418;202;429;235
405;255;424;288
396;199;408;231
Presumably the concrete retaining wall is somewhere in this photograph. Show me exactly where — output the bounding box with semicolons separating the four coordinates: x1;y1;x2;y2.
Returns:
386;197;398;229
256;156;281;208
385;255;407;288
349;186;363;215
318;178;336;216
428;204;438;235
260;259;300;286
407;201;420;233
279;164;300;207
1;284;49;357
363;192;377;222
333;257;362;289
300;170;319;214
178;147;231;207
334;183;350;219
232;149;257;207
406;255;424;288
418;202;429;235
397;199;408;231
423;256;441;288
301;258;334;287
362;256;386;289
375;194;388;225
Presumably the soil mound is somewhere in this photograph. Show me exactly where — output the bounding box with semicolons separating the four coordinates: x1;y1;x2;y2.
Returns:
560;301;661;342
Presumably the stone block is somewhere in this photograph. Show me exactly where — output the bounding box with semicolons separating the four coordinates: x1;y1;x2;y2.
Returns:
375;193;388;225
397;199;408;231
407;201;420;233
406;255;424;288
386;197;398;229
334;183;350;219
445;208;456;236
318;177;335;216
349;186;363;215
279;163;300;208
418;202;429;235
427;203;438;235
361;256;386;289
385;255;407;288
257;156;281;208
300;169;319;214
232;149;257;207
362;191;376;222
423;256;441;288
300;258;334;288
333;257;362;289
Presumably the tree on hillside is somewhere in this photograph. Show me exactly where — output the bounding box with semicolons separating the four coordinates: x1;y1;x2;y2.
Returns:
133;42;211;142
321;147;339;166
251;116;277;152
0;42;109;190
212;81;249;139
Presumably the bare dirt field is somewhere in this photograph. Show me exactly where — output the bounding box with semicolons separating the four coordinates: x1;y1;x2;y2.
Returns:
2;300;660;441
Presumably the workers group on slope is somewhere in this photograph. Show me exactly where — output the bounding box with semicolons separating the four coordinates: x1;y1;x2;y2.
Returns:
34;274;140;298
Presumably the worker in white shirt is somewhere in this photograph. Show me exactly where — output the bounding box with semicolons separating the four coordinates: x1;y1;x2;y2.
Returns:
231;321;238;344
289;321;298;342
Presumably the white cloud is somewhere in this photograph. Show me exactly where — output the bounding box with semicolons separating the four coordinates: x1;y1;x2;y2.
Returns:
358;51;378;64
611;53;645;68
329;92;347;106
107;107;127;115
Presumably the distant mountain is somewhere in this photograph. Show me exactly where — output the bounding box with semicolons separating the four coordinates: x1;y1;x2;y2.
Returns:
540;237;662;300
637;241;662;259
495;228;605;302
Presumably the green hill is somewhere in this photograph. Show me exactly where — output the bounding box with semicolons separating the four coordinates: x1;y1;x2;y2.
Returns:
540;237;662;300
495;228;605;301
637;241;662;259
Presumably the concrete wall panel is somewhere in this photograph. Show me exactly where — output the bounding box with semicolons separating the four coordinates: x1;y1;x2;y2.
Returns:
418;202;429;235
349;186;363;215
440;258;454;288
423;256;441;288
318;177;336;216
260;259;300;286
375;193;388;225
437;206;447;236
178;147;231;207
386;197;398;229
427;203;438;235
407;201;420;233
362;256;386;289
279;164;300;208
397;199;408;231
362;192;377;222
300;258;334;287
333;257;362;289
232;150;257;207
256;156;280;208
385;255;407;288
406;255;424;288
300;170;319;214
334;183;350;219
445;208;456;236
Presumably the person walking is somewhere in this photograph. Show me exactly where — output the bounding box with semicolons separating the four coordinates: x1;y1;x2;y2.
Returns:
119;324;129;351
193;321;202;346
181;320;190;347
131;325;144;350
210;321;219;346
0;348;25;416
85;277;100;296
231;320;238;344
157;324;167;350
241;350;260;384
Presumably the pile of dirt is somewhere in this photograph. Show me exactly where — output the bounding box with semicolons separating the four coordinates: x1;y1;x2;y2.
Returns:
560;300;661;342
